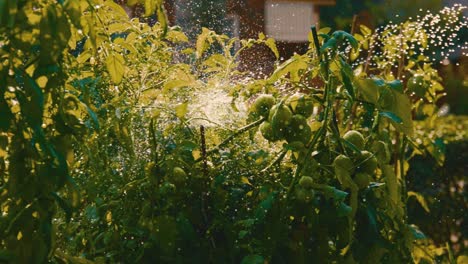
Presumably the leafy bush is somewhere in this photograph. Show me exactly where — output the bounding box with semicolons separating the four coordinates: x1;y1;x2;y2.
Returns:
0;1;466;263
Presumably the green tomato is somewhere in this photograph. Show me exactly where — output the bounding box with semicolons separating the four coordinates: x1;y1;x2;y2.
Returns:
259;121;278;142
250;94;276;118
295;187;315;203
354;172;371;189
286;93;314;118
159;182;176;195
269;103;293;138
298;176;314;189
333;154;355;175
284;114;312;144
379;88;396;109
358;151;378;174
371;141;391;164
172;167;188;185
343;130;365;150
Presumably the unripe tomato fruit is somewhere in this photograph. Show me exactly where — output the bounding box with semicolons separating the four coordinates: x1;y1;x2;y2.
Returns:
343;130;365;150
299;176;314;189
250;94;276;118
269;103;293;138
358;151;378;174
260;121;278;142
354;172;371;189
333;154;355;175
286;93;314;118
284;114;312;144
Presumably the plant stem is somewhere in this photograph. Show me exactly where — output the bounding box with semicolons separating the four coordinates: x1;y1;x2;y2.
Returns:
311;26;321;62
193;117;266;164
261;149;287;173
286;64;332;199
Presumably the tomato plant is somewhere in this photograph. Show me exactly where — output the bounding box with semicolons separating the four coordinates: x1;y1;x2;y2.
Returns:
1;1;466;263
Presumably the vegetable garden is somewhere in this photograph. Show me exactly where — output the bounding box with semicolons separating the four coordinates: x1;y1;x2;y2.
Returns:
0;1;466;263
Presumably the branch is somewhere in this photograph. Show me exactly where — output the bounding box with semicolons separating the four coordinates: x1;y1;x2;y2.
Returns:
205;117;266;156
261;149;287;173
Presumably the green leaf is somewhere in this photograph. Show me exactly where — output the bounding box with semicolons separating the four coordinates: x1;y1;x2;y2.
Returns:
366;206;379;235
40;4;71;64
0;92;13;131
269;54;308;83
457;255;468;264
241;255;264;264
0;0;8;27
408;191;430;212
337;202;352;217
382;165;398;203
179;140;198;152
379;111;402;124
106;53;125;84
154;215;177;254
144;0;157;16
0;249;14;262
320;37;337;52
323;186;348;202
408;224;426;240
175;102;188;119
340;60;355;99
202;54;229;73
426;138;445;166
238;230;248;239
196;27;213;59
381;164;404;217
332;30;358;50
166;30;188;43
354;78;379;104
265;38;279;59
254;191;276;222
386;79;403;92
388;91;413;135
360;25;372;36
84;205;99;223
83;103;100;130
14;69;44;127
163;79;194;92
341;138;361;154
76;49;92;63
51;192;73;221
157;5;168;37
104;1;128;18
5;0;17;28
318;27;331;35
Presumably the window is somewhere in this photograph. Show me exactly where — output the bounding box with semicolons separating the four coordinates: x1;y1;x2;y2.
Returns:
265;1;315;42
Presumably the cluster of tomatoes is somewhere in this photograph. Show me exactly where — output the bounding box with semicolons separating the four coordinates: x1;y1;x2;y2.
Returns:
250;93;315;145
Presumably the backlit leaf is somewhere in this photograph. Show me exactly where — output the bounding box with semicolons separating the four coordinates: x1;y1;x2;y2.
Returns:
354;78;379;104
265;38;279;59
408;191;430;212
106;53;125;84
175;102;188;119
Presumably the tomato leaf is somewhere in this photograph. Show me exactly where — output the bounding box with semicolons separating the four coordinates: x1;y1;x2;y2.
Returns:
265;38;279;59
175;102;188;119
241;255;264;264
386;79;403;92
51;192;73;221
354;78;380;104
379;111;402;124
106;53;125;84
408;191;430;213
